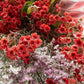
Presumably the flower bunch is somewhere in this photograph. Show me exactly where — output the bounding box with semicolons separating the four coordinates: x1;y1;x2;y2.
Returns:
1;43;83;84
28;0;84;70
0;32;42;64
0;0;27;34
0;0;84;84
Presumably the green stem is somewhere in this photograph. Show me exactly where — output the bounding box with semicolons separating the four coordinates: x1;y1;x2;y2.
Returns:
36;71;44;84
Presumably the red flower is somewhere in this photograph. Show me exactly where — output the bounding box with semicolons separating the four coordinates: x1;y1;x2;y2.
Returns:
70;52;77;60
22;11;27;17
63;78;69;84
39;10;46;16
29;39;36;46
34;1;40;6
74;38;83;47
66;15;73;22
36;39;42;46
22;52;30;60
76;32;82;37
7;49;14;55
77;58;84;64
35;13;41;19
71;45;78;52
63;47;69;51
65;37;71;44
19;36;28;44
61;17;66;22
64;12;69;16
23;40;28;45
44;25;50;32
54;15;60;21
31;33;40;39
1;38;8;45
68;28;72;33
55;81;58;84
27;46;34;52
40;24;46;30
18;4;23;10
24;59;30;64
55;4;59;9
17;44;26;52
46;78;54;84
26;35;31;41
43;14;49;19
6;49;17;60
75;69;80;74
40;24;50;32
31;44;37;49
70;22;76;27
0;38;8;50
69;78;77;84
42;5;49;12
59;27;66;34
36;21;42;27
77;24;83;31
49;14;54;21
76;74;82;81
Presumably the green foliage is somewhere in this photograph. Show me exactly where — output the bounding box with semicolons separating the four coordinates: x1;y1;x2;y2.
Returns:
50;0;60;6
53;21;62;28
69;40;74;45
50;0;55;6
27;7;32;15
21;1;33;15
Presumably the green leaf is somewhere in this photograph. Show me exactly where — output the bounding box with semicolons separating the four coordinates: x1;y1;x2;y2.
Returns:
26;81;29;84
21;1;33;15
50;0;55;6
25;1;33;7
24;1;33;12
50;0;60;7
53;21;62;28
27;7;32;15
30;0;35;2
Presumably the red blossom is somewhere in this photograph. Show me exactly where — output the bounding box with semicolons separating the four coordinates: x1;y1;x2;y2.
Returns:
22;11;27;17
54;15;60;21
46;78;54;84
59;27;66;34
69;78;77;84
0;33;42;64
77;24;83;31
65;37;71;44
70;52;77;60
71;45;78;52
40;24;51;32
74;38;83;47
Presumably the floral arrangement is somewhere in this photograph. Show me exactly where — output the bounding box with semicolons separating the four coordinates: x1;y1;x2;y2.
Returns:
0;0;84;84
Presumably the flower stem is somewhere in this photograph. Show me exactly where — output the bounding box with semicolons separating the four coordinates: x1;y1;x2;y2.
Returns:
36;71;44;84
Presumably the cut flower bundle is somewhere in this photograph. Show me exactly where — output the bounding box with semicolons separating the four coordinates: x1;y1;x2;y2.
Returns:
0;0;84;84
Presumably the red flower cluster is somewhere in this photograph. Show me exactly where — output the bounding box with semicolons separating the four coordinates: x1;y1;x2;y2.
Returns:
46;78;57;84
30;1;62;37
63;78;77;84
50;6;84;65
62;36;84;61
0;33;42;64
40;24;50;32
74;38;83;47
0;0;27;34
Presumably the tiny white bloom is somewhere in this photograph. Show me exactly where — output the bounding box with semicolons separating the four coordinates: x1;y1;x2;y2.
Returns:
9;65;21;74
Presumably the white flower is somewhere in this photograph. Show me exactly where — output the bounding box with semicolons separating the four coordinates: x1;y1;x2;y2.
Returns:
9;65;21;74
2;75;8;79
